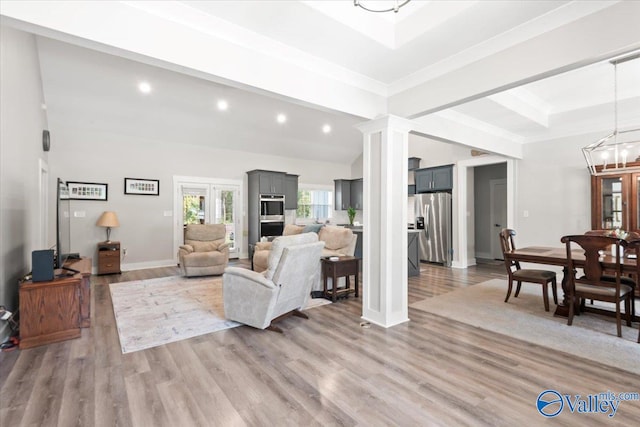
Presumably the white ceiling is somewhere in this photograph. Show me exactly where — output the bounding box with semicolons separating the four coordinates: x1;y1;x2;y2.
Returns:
5;0;640;163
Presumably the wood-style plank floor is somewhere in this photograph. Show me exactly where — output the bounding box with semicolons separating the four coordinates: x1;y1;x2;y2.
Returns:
1;260;639;426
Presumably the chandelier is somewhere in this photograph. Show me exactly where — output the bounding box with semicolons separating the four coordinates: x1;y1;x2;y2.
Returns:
582;52;640;176
353;0;411;13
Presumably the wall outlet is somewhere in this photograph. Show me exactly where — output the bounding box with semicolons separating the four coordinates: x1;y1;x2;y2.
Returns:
123;248;127;256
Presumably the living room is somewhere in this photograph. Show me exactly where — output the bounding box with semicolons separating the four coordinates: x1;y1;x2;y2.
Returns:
2;1;640;424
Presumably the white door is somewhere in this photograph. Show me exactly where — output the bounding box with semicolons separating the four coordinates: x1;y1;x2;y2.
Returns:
175;178;242;260
490;179;508;260
212;185;240;257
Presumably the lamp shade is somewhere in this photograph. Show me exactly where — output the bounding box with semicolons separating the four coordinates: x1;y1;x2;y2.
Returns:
96;211;120;228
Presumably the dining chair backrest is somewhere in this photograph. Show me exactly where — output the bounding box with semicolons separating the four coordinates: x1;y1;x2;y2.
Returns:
499;228;521;272
561;234;625;284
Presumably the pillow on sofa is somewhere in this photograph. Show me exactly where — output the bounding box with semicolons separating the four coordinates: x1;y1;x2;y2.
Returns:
283;224;305;235
302;224;324;234
318;226;353;250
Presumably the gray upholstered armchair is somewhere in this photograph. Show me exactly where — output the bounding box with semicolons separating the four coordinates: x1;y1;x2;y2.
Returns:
178;224;229;277
223;233;324;332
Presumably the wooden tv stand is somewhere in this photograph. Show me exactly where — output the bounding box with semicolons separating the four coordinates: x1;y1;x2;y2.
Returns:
19;257;92;349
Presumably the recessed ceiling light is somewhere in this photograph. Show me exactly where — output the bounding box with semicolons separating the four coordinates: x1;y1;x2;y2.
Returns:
217;100;228;111
138;81;152;94
322;124;332;134
276;113;287;124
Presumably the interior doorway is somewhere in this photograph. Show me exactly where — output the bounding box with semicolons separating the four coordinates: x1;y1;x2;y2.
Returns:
174;176;242;260
473;164;507;262
454;155;514;268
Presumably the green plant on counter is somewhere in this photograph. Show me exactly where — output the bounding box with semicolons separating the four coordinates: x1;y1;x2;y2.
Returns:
347;206;356;225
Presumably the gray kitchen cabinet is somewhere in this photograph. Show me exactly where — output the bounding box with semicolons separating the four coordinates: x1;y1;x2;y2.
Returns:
408;231;420;277
334;179;352;210
415;165;453;193
251;170;286;195
285;174;298;209
335;178;364;210
350;179;363;210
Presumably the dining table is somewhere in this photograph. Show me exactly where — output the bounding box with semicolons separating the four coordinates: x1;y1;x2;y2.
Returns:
504;246;638;321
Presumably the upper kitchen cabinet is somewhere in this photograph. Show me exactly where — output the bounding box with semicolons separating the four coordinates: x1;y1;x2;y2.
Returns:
335;178;364;210
415;165;453;193
248;170;286;195
350;179;363;210
285;174;298;210
334;179;352;211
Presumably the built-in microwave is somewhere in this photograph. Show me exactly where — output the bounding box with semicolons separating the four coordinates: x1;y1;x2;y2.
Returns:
260;195;285;220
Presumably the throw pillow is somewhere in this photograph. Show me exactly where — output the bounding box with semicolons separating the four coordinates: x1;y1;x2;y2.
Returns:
319;226;353;250
302;224;324;234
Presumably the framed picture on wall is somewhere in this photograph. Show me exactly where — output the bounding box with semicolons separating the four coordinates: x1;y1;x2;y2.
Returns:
124;178;160;196
67;181;108;201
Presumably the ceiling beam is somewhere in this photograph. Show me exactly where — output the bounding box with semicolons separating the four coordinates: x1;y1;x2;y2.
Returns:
411;112;524;159
0;0;386;120
388;1;640;119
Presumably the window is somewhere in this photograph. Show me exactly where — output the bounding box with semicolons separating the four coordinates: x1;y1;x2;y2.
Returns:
183;194;205;225
296;189;333;220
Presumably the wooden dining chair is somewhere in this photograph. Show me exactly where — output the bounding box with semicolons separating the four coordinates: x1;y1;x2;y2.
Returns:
499;229;558;311
561;235;633;338
622;238;640;343
585;230;637;318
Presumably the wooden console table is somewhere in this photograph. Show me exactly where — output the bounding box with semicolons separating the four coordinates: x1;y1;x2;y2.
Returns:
19;257;92;349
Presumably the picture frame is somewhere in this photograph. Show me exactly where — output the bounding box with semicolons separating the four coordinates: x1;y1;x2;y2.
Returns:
124;178;160;196
67;181;108;201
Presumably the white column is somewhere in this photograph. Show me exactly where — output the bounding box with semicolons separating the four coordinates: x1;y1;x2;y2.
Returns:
356;115;413;328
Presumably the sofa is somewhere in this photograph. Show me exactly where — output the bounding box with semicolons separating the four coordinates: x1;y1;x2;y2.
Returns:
178;224;229;276
253;224;357;273
223;233;325;331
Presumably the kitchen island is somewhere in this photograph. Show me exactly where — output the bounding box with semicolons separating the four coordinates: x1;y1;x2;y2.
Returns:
351;227;421;276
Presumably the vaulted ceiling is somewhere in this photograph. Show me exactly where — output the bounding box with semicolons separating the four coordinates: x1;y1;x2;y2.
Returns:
2;1;639;163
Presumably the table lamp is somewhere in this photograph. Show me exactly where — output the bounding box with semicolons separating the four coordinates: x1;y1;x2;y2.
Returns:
96;211;119;242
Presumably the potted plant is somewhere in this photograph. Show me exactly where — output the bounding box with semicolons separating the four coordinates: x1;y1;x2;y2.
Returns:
347;206;356;226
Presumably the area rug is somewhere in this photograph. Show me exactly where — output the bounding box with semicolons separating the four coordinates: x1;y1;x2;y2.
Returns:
110;275;331;354
410;279;639;375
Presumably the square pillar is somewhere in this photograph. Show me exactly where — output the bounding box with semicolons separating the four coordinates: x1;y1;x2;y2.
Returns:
356;115;413;328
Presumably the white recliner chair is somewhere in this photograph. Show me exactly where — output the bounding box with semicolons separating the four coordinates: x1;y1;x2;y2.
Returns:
223;233;325;332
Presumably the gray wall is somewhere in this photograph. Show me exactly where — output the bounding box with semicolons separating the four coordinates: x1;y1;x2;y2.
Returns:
48;128;351;269
474;163;507;259
0;27;49;337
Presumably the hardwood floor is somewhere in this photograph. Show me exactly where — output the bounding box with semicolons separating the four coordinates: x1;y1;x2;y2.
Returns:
1;261;639;426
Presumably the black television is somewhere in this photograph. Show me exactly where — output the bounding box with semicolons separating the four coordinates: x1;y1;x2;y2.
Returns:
56;178;78;273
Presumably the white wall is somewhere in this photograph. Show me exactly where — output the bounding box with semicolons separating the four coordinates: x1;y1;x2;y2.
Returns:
514;133;594;247
48;128;351;269
0;27;49;332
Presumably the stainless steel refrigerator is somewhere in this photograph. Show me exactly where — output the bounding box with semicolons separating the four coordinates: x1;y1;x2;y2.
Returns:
412;192;452;266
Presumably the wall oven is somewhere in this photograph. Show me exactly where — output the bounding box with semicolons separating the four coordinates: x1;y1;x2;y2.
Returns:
260;195;285;221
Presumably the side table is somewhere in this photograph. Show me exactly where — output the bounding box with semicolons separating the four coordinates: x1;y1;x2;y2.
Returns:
321;256;360;302
97;241;121;275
